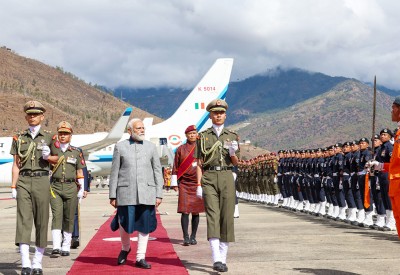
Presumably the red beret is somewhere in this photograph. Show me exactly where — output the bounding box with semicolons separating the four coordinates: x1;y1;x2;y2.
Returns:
185;125;197;134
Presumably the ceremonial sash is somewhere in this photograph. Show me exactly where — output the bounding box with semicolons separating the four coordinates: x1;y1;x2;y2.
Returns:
177;145;196;180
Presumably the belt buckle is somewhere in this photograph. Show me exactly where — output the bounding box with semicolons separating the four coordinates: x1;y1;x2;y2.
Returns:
216;166;221;171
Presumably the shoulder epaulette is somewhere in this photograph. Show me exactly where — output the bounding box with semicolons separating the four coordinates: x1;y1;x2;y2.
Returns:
44;130;52;133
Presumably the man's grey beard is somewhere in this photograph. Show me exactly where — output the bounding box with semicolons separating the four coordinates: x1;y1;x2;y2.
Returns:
131;132;145;141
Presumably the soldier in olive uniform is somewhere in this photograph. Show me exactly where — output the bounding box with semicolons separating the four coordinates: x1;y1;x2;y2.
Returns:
10;101;58;275
50;121;86;256
195;99;239;273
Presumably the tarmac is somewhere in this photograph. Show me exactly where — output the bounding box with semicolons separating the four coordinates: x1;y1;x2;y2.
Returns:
1;186;400;275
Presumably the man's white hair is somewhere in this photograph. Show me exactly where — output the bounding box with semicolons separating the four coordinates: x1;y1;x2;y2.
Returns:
127;118;142;130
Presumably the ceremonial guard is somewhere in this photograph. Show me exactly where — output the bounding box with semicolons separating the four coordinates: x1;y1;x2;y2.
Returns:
342;142;357;222
49;121;86;256
171;125;205;246
315;148;327;216
369;134;385;229
376;129;395;231
277;150;288;207
10;101;58;275
333;143;347;221
356;138;374;227
195;99;239;273
350;140;363;224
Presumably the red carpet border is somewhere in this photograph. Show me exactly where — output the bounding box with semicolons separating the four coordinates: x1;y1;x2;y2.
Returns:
68;214;189;275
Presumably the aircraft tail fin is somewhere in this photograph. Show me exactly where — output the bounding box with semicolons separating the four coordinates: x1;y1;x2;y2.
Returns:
162;58;234;133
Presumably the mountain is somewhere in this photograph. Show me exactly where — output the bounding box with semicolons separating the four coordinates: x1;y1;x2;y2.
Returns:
0;47;162;137
233;80;396;152
115;68;400;124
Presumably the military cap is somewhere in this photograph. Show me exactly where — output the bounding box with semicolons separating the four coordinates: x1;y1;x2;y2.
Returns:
24;100;46;114
323;147;328;152
394;96;400;106
359;137;369;144
380;128;393;137
334;143;343;148
57;121;73;133
372;134;380;140
351;140;359;145
343;141;351;147
184;125;197;134
206;98;228;112
316;148;323;152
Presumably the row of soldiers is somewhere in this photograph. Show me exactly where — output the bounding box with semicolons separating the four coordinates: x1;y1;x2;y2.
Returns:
236;128;397;232
236;153;280;205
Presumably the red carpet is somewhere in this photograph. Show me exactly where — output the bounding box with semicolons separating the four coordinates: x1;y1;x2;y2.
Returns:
68;214;189;275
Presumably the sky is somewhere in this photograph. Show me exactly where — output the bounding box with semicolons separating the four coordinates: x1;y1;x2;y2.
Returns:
1;0;400;90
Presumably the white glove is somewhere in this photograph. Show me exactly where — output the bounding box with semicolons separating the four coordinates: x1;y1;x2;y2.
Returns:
42;145;51;160
370;160;383;171
170;175;178;187
196;185;203;198
11;188;17;199
77;177;84;200
228;141;239;156
273;176;278;183
232;172;237;181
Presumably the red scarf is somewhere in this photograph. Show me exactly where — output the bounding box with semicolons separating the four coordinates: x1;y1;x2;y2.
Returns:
177;144;196;180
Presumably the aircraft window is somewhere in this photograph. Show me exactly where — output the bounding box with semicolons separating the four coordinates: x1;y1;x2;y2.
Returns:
160;138;167;145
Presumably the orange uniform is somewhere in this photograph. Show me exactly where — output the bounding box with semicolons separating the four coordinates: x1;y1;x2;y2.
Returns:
383;131;400;236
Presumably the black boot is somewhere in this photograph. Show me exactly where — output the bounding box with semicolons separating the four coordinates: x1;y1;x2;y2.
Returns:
190;214;199;245
181;214;190;246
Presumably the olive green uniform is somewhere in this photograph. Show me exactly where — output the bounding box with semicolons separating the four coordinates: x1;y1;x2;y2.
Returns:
196;127;239;242
10;129;53;247
50;142;85;232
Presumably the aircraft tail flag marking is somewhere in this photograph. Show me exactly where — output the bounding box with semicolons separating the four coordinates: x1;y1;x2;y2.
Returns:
194;103;205;110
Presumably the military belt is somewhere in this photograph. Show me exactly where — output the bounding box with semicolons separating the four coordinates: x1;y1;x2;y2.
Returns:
51;178;76;183
19;170;49;177
204;166;233;171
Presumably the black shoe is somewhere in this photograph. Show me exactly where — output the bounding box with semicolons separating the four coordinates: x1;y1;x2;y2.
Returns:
183;236;190;246
61;250;70;256
190;236;197;245
21;267;31;275
71;237;79;249
117;248;131;265
31;268;43;275
135;259;151;269
351;221;359;226
213;261;228;272
51;249;61;255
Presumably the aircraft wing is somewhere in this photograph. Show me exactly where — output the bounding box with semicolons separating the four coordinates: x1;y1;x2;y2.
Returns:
80;107;132;153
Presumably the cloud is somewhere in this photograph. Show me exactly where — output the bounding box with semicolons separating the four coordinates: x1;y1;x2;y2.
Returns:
1;0;400;89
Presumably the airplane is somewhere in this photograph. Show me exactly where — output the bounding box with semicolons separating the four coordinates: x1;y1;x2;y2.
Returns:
0;58;234;186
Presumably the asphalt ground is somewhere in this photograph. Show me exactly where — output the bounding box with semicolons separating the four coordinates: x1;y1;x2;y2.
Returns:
1;187;400;275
